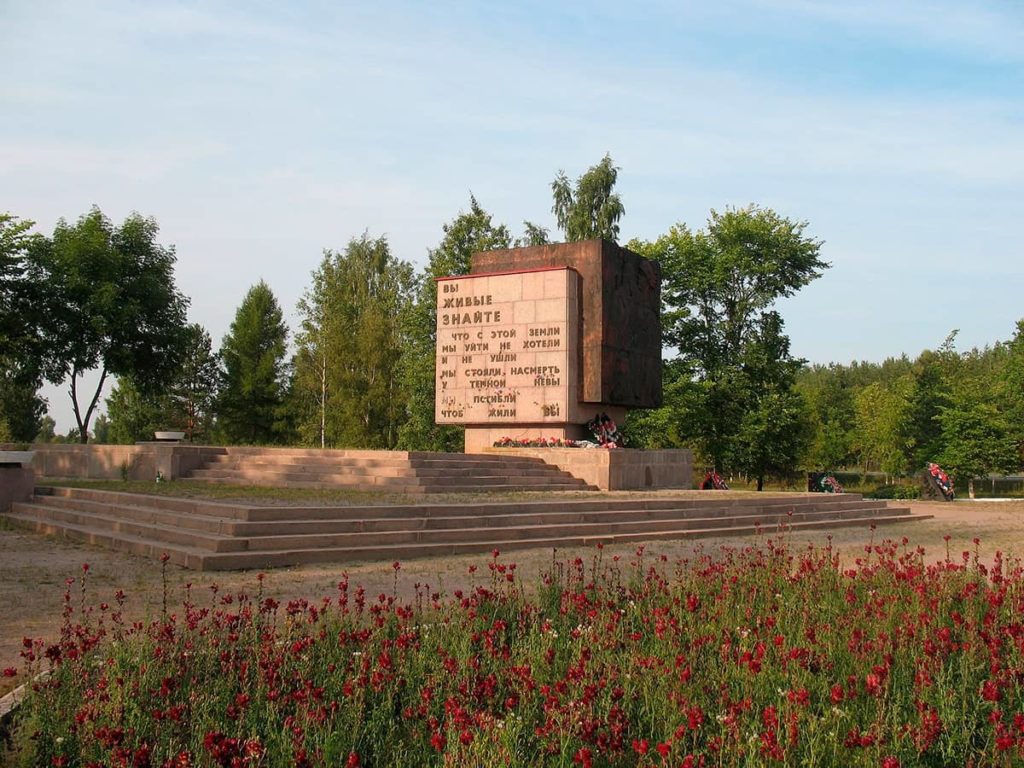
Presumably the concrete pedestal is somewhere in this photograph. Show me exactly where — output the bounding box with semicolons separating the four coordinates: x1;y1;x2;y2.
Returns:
0;465;34;511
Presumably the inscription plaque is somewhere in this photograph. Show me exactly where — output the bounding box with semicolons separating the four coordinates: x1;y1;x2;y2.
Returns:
435;268;580;425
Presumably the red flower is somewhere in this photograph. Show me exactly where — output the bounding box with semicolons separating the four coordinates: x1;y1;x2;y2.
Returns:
982;680;1000;702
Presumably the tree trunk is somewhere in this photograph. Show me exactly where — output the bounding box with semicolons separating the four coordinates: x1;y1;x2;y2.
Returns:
320;351;326;450
70;366;108;444
756;474;764;492
969;477;975;500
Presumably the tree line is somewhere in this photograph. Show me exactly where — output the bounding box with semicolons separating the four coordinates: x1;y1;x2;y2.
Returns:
3;156;1022;491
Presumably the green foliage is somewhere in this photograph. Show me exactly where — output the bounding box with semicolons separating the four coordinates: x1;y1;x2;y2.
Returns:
795;364;857;470
938;374;1018;496
905;337;957;469
168;324;220;442
397;197;511;451
516;220;550;247
0;213;43;358
998;319;1024;451
0;362;46;442
644;205;827;365
0;213;47;442
34;415;56;443
218;281;289;444
852;378;913;476
104;378;166;444
634;206;825;483
90;412;111;444
293;234;415;448
866;483;921;500
29;207;190;443
551;153;624;242
103;324;220;444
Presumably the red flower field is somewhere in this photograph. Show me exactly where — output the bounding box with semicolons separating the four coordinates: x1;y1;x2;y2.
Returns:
7;535;1024;766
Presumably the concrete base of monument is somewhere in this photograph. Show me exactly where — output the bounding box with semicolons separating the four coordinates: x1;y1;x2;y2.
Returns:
480;446;693;491
463;408;630;454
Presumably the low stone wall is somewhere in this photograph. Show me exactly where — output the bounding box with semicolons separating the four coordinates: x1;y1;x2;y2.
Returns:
0;466;34;511
15;444;224;481
481;447;693;491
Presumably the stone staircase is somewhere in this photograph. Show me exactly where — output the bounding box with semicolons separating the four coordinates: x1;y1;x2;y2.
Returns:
5;486;929;571
181;448;595;493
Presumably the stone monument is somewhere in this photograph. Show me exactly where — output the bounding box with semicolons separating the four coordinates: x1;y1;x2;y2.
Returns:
435;239;665;453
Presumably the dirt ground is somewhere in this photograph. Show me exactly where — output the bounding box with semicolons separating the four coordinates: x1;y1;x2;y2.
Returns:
2;498;1022;698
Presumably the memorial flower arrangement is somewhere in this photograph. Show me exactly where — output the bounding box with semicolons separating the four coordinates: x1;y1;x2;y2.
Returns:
818;473;844;494
9;539;1024;766
927;462;955;500
700;470;730;490
586;412;625;448
492;436;581;448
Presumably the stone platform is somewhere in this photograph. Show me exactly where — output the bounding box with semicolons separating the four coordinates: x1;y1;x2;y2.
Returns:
4;486;929;571
482;447;692;491
22;444;694;493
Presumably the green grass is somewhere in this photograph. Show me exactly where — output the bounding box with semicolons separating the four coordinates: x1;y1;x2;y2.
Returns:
39;478;617;506
39;478;777;506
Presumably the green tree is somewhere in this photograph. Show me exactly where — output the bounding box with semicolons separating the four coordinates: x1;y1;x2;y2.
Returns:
219;281;289;445
516;221;550;247
294;234;414;448
905;335;958;469
853;378;913;478
796;365;857;470
30;207;189;443
998;319;1024;452
732;313;811;490
103;324;219;444
91;412;111;443
631;206;826;481
551;154;625;242
168;324;220;442
1;213;42;350
939;375;1018;498
34;415;56;443
0;367;47;443
397;197;511;451
104;377;166;444
0;213;47;441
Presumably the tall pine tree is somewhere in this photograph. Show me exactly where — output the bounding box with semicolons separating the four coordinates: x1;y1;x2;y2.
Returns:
219;281;289;444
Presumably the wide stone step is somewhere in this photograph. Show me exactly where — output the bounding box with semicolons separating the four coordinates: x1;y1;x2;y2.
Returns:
3;513;212;569
6;486;926;571
40;486;252;519
195;513;929;571
221;502;903;536
184;470;590;493
30;495;237;534
8;503;246;553
238;507;912;551
194;460;575;480
185;468;428;488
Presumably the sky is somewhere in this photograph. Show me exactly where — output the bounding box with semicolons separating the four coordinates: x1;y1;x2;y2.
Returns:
2;0;1022;433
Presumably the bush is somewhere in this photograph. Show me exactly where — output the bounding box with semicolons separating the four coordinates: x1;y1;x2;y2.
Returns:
866;483;920;500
